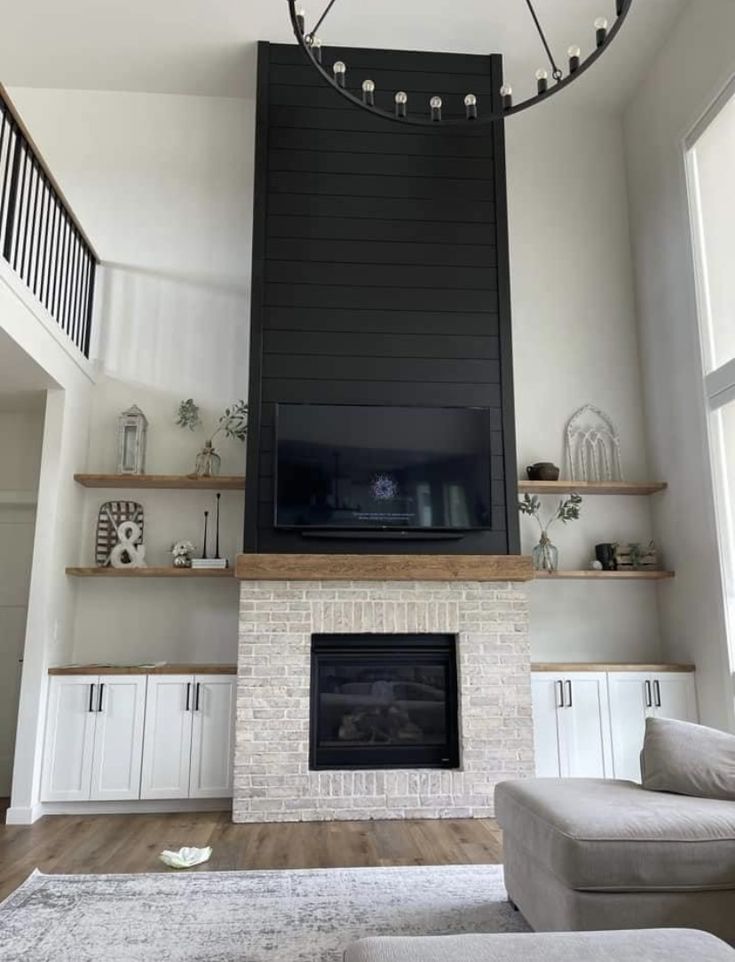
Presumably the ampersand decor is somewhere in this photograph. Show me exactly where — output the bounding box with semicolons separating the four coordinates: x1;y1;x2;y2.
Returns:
110;520;147;569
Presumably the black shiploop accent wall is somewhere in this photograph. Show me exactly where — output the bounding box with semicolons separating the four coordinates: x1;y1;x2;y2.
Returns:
245;42;519;555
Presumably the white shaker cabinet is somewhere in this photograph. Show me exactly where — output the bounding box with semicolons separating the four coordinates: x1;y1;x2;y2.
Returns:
140;674;236;800
531;672;613;779
42;675;146;802
608;671;698;781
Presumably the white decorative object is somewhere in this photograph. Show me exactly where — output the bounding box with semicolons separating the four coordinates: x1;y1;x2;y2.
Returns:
110;520;146;568
564;404;623;482
171;540;196;568
591;560;604;571
159;846;212;869
117;405;148;475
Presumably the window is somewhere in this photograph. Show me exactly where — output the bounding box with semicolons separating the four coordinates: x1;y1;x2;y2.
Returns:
686;78;735;656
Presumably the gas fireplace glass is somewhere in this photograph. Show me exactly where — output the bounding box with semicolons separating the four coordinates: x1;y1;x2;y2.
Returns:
310;634;459;770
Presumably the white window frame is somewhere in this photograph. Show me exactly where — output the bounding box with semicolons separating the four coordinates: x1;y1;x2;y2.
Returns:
685;74;735;660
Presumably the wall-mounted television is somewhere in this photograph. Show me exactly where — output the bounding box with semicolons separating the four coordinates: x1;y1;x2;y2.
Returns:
274;403;493;531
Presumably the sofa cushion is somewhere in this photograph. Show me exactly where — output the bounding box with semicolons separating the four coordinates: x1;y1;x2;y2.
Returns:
642;717;735;801
495;778;735;892
344;930;735;962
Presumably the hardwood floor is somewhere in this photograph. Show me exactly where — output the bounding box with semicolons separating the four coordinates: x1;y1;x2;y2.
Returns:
0;802;503;903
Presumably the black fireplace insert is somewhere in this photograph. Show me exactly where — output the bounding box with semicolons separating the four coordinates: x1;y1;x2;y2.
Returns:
309;633;459;770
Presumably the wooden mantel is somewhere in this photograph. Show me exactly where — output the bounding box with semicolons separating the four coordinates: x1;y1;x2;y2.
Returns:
235;554;535;582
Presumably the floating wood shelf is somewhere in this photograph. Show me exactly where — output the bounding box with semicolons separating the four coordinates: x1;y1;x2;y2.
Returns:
519;481;667;496
66;567;234;578
49;663;237;675
535;570;675;581
74;474;245;490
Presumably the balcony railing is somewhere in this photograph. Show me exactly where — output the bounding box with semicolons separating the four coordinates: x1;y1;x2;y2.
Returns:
0;86;98;358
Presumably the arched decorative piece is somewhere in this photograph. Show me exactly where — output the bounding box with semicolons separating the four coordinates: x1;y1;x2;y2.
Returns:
565;404;623;482
287;0;634;127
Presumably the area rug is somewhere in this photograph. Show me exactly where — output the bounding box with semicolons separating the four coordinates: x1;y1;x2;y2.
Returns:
0;864;529;961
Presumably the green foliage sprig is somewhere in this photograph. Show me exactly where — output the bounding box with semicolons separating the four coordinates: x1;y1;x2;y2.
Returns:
518;492;583;535
175;398;248;446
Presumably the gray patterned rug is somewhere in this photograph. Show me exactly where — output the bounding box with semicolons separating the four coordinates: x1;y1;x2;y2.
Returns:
0;864;528;961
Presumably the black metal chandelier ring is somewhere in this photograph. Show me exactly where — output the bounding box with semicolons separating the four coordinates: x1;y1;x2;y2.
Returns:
287;0;634;127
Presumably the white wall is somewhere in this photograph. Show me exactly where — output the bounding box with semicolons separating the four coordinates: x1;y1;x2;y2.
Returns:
507;102;660;662
624;0;735;729
0;403;44;796
0;261;95;822
7;87;253;667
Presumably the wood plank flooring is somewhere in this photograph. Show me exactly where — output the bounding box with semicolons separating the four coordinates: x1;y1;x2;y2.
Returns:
0;801;503;903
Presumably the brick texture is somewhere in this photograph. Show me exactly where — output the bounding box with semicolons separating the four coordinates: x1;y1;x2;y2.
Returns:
234;580;533;823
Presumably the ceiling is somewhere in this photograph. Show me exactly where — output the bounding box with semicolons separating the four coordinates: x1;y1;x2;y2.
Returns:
0;330;55;402
0;0;687;108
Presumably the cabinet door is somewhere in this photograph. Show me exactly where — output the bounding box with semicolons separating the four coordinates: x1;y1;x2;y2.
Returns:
531;675;563;777
652;673;698;723
89;676;147;800
607;673;651;782
189;676;236;798
41;676;97;801
140;676;193;799
558;673;613;778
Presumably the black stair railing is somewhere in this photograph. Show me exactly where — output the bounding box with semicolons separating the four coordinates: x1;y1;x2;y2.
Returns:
0;85;98;358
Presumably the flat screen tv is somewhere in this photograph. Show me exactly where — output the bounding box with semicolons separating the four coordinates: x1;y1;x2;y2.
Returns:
274;403;493;531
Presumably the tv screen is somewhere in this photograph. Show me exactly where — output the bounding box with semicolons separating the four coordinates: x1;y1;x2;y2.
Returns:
274;403;493;531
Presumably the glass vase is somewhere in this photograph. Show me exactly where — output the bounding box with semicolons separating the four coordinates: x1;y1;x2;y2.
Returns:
532;533;559;573
194;441;221;478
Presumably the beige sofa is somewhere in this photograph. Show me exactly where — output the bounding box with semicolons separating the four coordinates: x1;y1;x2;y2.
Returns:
496;777;735;944
344;929;735;961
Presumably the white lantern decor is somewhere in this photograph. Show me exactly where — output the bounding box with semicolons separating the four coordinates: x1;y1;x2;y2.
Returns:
117;404;148;475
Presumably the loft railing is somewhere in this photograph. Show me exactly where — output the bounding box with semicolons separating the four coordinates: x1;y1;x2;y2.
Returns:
0;85;98;358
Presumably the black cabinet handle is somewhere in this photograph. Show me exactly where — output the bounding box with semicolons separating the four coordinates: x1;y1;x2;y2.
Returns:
97;684;105;713
194;683;201;712
653;680;662;708
88;684;96;713
185;682;191;712
556;680;564;708
645;680;652;708
565;680;573;709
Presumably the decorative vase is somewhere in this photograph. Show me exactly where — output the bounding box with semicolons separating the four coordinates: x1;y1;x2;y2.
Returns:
193;441;221;478
533;533;559;573
173;555;191;568
526;462;560;481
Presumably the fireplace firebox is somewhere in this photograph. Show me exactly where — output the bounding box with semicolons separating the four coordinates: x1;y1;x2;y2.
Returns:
309;634;460;770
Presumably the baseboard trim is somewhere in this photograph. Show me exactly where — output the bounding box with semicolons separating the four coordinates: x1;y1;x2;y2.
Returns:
39;798;232;817
5;803;45;825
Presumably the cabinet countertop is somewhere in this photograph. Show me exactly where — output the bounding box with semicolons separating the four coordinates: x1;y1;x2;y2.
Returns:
48;664;237;676
531;663;695;673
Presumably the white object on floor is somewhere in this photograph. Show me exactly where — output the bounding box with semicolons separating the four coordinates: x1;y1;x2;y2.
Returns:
159;846;212;868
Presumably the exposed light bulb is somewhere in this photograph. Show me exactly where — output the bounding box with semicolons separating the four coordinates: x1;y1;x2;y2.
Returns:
535;68;549;94
394;91;408;104
295;6;306;32
362;79;375;92
595;16;608;46
362;79;375;105
394;90;408;117
535;69;548;80
430;96;442;121
500;84;513;109
568;45;581;72
464;93;478;120
311;36;322;62
464;94;477;106
333;60;346;87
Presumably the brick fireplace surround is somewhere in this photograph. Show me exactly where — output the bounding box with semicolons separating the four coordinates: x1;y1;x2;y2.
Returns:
233;556;535;823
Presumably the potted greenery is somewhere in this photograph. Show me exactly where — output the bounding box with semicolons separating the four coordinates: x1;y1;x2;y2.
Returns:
176;399;248;477
518;492;583;572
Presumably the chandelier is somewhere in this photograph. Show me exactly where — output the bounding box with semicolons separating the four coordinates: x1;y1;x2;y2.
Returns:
287;0;633;127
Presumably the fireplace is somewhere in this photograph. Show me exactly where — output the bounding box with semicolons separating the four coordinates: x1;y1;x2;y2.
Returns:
309;633;459;770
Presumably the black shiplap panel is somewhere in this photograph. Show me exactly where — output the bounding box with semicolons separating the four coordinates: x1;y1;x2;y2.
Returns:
267;193;494;223
265;283;496;313
263;307;499;337
268;148;493;181
266;261;497;291
262;330;499;359
266;237;495;268
266;216;495;245
265;354;499;384
269;127;493;159
261;378;502;407
245;42;518;556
